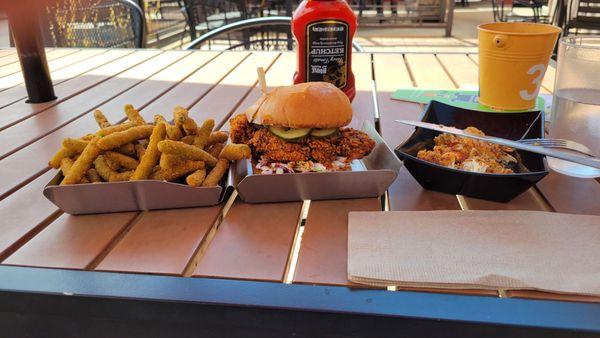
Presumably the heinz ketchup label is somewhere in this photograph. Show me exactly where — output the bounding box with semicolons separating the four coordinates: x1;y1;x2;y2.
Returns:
306;20;349;88
292;0;357;101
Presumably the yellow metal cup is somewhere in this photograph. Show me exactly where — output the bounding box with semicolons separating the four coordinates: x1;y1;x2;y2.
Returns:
478;22;561;110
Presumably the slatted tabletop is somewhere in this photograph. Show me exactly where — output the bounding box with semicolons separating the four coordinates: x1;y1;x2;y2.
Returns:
0;48;599;308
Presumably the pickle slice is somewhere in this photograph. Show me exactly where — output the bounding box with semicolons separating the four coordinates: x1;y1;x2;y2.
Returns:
310;128;338;138
268;126;311;140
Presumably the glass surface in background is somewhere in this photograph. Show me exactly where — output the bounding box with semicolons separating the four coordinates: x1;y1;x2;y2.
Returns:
549;36;600;178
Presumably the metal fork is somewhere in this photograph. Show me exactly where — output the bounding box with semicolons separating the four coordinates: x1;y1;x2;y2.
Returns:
518;138;596;157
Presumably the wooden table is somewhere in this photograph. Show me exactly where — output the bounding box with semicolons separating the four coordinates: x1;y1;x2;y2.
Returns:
0;48;598;337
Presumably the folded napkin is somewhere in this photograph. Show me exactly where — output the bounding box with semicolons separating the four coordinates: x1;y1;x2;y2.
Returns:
348;210;600;296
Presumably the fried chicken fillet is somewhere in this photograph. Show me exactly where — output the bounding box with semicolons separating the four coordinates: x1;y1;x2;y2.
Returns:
229;114;375;166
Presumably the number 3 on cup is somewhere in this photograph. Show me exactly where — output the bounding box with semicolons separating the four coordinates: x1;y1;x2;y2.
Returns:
520;64;546;101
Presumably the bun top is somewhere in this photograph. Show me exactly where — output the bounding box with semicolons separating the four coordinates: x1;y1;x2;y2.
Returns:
245;82;353;129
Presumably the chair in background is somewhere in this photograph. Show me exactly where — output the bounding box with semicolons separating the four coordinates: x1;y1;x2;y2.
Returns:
41;0;145;48
182;0;249;41
564;0;600;35
140;0;188;47
514;0;550;22
252;0;296;17
492;0;551;22
350;0;455;37
184;16;364;51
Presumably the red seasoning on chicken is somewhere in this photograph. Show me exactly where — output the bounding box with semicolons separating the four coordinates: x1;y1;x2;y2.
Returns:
229;82;375;174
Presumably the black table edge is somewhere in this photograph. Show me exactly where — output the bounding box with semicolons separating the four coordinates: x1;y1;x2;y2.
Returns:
0;265;598;337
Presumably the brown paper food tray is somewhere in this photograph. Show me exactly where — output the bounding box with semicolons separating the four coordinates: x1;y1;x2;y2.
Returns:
44;171;233;215
232;121;402;203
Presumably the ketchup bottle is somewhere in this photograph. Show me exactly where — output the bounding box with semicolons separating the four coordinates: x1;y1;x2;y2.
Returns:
292;0;357;101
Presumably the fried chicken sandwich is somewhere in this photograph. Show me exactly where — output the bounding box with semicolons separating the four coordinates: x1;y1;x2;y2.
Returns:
229;82;375;174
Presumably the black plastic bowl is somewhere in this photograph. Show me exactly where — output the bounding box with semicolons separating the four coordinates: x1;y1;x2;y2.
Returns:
394;100;549;203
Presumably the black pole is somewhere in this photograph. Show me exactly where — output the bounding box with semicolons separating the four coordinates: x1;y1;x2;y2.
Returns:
6;0;56;103
554;0;568;31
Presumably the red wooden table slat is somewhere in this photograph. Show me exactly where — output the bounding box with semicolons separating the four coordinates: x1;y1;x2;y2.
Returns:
193;201;302;282
0;50;79;92
536;173;600;215
0;170;60;261
349;52;375;129
0;49;106;94
143;51;247;115
189;51;280;128
0;49;116;110
435;54;478;88
388;169;465;210
3;212;137;269
0;50;174;156
0;49;79;79
373;53;462;211
0;49;135;131
86;51;218;123
41;49;107;76
189;54;312;282
460;189;552;211
0;50;18;66
0;49;37;68
404;54;455;89
293;199;382;287
0;56;19;69
95;207;222;275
